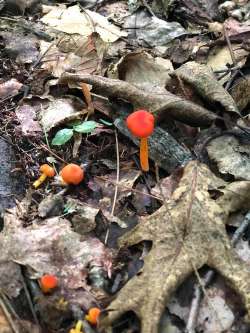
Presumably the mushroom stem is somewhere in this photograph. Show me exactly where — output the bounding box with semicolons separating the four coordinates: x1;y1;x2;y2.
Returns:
33;174;47;189
140;137;149;172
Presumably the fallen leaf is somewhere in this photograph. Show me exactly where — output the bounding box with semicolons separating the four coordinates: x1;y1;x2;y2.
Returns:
224;18;250;41
123;10;186;47
170;61;239;115
230;74;250;112
197;287;235;332
0;79;23;99
15;104;42;137
41;5;127;43
1;31;39;64
67;198;99;234
207;135;250;180
39;97;85;132
95;169;141;205
38;193;64;218
166;0;221;26
207;45;248;83
151;168;183;201
101;161;250;333
109;51;173;93
39;34;101;78
0;213;112;297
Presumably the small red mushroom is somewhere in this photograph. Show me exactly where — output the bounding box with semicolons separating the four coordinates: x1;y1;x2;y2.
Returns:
40;274;58;294
85;307;101;325
60;164;84;185
126;110;155;172
33;164;55;188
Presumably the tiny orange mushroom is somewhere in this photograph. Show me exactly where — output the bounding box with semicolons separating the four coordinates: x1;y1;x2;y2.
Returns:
40;274;58;294
85;307;101;325
126;110;155;172
33;164;55;188
60;164;84;185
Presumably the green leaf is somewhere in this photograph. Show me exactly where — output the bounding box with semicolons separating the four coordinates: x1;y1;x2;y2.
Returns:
51;128;74;146
73;121;98;134
99;119;113;126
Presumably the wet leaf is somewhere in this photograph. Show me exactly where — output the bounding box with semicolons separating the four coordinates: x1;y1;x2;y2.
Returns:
51;128;74;145
73;120;98;133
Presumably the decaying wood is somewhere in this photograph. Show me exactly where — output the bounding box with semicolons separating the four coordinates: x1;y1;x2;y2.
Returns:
60;73;218;127
101;161;250;333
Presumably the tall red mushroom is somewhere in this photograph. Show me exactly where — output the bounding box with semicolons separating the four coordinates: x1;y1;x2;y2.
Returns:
126;110;155;172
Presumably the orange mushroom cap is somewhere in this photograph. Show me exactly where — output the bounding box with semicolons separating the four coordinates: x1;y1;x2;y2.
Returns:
40;164;55;177
40;274;58;293
126;110;154;138
85;307;101;325
60;164;84;185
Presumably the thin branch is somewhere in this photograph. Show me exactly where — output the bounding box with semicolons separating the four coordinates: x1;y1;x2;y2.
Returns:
0;293;21;333
105;129;120;245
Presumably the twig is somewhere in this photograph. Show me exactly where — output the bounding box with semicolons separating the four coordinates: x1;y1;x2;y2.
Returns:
105;129;120;245
223;24;236;66
111;129;120;217
20;271;40;327
0;293;21;333
95;175;162;201
185;211;250;332
141;0;156;17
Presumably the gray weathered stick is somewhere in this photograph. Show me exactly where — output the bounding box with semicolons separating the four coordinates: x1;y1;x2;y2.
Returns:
60;73;218;127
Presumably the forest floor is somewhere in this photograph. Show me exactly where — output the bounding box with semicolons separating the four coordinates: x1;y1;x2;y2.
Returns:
1;1;250;333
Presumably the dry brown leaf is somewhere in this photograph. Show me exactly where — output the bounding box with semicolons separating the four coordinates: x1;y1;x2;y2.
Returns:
0;79;23;99
170;61;239;114
41;5;127;43
207;135;250;180
0;214;112;298
101;161;250;333
16;104;42;137
109;51;173;93
39;96;85;132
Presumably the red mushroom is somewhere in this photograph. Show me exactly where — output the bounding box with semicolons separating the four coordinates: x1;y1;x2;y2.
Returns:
126;110;155;172
60;164;84;185
39;274;58;294
85;307;101;325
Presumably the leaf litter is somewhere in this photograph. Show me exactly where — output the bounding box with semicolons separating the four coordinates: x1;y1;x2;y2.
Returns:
2;0;250;332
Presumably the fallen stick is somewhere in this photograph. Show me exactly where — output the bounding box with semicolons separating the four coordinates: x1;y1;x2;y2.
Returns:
60;73;218;127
